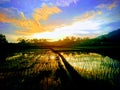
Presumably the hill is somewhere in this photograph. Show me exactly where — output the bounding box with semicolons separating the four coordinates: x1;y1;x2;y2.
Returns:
97;29;120;42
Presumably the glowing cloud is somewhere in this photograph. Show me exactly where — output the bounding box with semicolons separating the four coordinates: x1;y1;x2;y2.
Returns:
31;20;102;41
0;13;43;34
54;20;101;33
33;4;61;21
74;10;102;22
0;0;120;42
0;4;61;35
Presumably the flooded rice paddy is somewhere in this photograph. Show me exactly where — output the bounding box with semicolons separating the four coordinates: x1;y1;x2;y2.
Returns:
61;52;120;84
0;49;120;90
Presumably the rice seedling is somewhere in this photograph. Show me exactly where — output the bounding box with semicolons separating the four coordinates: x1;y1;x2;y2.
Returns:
0;49;64;90
61;52;120;85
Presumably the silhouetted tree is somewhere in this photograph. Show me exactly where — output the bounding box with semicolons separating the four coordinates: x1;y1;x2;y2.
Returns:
0;34;8;44
71;36;76;41
17;38;27;44
0;34;8;62
76;37;81;42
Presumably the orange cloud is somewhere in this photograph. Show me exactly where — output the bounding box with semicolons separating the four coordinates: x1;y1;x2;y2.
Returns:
0;13;42;35
0;4;61;35
0;13;7;22
108;3;116;10
0;13;18;23
74;10;102;21
33;4;61;22
15;20;45;35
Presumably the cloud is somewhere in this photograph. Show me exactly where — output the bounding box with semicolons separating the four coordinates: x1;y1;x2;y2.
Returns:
33;4;61;22
96;2;117;10
0;7;25;19
72;1;119;28
15;20;45;35
0;4;61;35
54;20;101;33
51;19;111;39
0;0;10;4
31;20;101;41
73;10;102;21
25;1;120;39
56;0;78;7
0;13;7;22
108;3;116;10
49;2;118;39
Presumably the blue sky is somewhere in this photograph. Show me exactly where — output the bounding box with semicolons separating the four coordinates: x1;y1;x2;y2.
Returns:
0;0;120;42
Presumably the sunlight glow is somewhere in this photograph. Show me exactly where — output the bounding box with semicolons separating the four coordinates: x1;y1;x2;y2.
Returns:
32;20;101;41
32;31;67;41
55;20;100;32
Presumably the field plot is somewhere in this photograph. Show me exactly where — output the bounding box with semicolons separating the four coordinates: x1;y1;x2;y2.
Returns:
0;49;70;90
0;49;120;90
61;51;120;86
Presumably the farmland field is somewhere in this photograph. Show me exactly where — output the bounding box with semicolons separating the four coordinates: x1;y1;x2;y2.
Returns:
0;49;69;90
61;51;120;83
0;49;120;90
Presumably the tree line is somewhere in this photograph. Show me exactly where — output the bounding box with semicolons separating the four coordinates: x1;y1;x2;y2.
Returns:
0;32;120;62
1;33;120;51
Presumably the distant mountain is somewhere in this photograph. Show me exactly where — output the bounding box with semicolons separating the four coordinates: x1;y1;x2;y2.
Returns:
97;29;120;42
105;29;120;40
84;29;120;46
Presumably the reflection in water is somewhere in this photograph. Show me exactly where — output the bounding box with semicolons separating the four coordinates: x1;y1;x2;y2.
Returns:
2;50;59;72
61;52;120;84
0;49;62;90
1;49;120;89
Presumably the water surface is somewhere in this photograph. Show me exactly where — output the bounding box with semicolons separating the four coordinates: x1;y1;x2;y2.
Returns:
61;51;120;85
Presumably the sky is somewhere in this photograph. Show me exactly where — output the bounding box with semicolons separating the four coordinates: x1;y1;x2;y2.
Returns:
0;0;120;42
